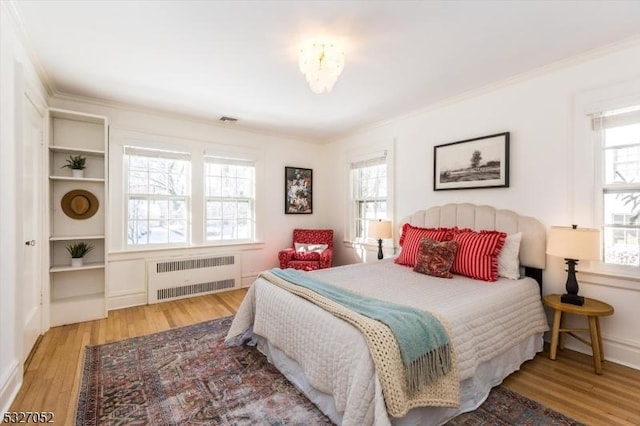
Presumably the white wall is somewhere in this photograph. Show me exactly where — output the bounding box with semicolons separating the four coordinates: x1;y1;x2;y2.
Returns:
326;41;640;369
49;96;332;309
0;1;48;413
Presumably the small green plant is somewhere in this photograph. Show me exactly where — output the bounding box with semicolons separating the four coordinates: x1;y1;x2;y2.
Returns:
61;155;86;170
66;242;94;258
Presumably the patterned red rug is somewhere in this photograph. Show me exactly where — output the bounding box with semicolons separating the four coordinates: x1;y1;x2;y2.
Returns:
76;316;582;425
75;316;332;425
445;386;583;425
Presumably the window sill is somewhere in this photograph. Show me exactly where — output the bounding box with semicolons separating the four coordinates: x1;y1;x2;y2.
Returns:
109;241;265;256
577;262;640;291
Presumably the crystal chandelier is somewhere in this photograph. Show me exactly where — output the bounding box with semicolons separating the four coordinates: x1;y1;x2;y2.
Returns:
298;39;345;94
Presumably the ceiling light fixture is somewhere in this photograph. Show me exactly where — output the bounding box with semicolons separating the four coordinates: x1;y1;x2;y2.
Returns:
298;38;345;94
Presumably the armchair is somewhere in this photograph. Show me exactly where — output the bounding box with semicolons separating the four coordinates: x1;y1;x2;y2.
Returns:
279;229;334;271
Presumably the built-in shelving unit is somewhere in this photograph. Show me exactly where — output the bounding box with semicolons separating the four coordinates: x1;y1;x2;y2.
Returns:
46;108;109;326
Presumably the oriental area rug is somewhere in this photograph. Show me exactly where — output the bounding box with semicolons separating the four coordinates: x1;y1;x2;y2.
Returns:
76;316;582;425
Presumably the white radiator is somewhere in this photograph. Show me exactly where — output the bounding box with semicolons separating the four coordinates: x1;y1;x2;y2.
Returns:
147;254;240;304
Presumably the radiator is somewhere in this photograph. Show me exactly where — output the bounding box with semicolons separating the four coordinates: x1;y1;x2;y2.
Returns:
147;254;240;304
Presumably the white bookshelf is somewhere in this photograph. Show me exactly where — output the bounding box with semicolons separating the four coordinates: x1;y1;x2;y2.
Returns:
47;108;109;326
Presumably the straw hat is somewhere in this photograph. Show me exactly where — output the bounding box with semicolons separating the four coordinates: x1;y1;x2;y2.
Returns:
61;189;99;220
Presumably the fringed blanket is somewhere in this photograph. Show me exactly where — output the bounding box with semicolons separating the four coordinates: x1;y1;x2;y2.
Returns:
268;268;452;393
240;269;460;417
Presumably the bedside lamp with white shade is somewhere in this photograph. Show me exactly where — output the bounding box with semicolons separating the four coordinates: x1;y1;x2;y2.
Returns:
546;225;600;306
368;219;392;260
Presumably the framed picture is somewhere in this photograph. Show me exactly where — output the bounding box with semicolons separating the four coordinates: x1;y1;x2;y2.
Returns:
285;167;313;214
433;132;510;191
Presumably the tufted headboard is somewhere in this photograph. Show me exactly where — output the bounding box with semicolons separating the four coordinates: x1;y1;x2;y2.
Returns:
402;203;546;286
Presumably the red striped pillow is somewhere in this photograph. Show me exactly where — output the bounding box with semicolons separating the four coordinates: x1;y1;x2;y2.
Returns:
395;224;455;267
451;230;507;281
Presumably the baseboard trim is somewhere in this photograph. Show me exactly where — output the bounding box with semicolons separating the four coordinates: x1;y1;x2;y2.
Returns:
0;361;22;415
544;334;640;371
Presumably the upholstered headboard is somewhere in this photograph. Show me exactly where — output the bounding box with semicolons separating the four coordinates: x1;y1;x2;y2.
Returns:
402;203;546;270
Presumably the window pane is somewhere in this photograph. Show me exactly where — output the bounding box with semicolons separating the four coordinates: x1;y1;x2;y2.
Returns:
222;220;236;239
605;145;640;184
222;201;237;219
237;178;252;197
128;171;148;194
207;220;222;240
237;201;251;219
148;220;168;243
128;199;148;220
207;201;222;219
127;221;148;245
352;160;388;241
238;219;251;239
168;220;187;243
169;200;187;219
149;200;168;220
205;158;255;242
603;191;640;266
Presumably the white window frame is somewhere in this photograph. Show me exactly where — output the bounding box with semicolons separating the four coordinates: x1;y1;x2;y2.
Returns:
124;146;191;248
593;107;640;267
571;79;640;278
204;156;256;243
109;128;264;252
346;144;394;245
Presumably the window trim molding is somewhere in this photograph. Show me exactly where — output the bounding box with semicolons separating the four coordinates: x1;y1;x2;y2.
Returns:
124;146;192;248
344;140;395;245
203;156;256;243
572;79;640;277
109;127;263;253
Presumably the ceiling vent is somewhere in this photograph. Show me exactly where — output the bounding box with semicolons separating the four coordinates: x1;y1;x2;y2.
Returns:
219;116;238;123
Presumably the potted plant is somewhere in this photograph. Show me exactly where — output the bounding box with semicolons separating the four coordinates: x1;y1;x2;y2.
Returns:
61;155;87;178
66;242;94;267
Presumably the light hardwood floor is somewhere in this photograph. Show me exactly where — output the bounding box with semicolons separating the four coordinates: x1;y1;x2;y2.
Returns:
9;288;640;426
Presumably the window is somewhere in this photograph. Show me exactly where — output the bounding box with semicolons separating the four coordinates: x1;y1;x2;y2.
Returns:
351;154;388;240
124;147;191;246
594;106;640;266
205;157;255;242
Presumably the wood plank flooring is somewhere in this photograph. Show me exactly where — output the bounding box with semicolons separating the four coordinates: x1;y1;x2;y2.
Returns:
9;288;640;426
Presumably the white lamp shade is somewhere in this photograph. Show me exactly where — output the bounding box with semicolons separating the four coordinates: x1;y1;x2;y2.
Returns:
368;220;392;239
546;226;600;260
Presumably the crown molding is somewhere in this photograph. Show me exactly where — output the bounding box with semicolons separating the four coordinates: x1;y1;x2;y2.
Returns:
51;91;320;145
4;0;55;96
330;35;640;144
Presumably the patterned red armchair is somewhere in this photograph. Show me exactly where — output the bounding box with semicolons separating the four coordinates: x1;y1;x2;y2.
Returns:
278;229;334;271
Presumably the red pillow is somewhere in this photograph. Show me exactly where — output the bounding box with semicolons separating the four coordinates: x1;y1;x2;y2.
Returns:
395;224;455;267
451;230;507;281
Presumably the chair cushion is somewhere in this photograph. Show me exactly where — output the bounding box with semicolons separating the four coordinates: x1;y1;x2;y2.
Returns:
294;251;321;261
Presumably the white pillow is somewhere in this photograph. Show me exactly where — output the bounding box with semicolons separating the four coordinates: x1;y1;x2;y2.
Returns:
294;243;328;253
498;232;522;280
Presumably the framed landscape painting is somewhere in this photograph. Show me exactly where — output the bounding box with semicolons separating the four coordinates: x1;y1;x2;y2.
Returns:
285;167;312;214
433;132;510;191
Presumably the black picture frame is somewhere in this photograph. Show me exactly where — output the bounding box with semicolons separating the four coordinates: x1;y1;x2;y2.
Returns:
433;132;510;191
285;167;313;214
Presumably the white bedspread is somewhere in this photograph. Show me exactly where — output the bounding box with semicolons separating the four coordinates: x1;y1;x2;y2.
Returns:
226;260;549;426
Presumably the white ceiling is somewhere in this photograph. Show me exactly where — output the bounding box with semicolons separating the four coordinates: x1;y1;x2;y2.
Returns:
11;0;640;143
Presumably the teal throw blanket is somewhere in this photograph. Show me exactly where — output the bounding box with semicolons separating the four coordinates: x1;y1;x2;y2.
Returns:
269;268;452;387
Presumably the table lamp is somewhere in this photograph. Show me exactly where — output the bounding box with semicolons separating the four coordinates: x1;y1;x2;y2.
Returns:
368;220;392;260
546;225;600;306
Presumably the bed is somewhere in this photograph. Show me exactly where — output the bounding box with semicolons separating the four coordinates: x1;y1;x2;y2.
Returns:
226;203;550;425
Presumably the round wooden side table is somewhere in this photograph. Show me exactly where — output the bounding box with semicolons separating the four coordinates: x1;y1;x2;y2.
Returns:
543;294;614;374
